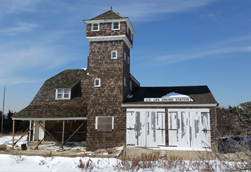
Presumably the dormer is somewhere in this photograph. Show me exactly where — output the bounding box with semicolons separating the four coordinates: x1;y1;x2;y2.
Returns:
83;10;135;49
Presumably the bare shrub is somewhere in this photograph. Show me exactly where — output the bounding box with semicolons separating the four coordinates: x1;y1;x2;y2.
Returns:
10;153;24;164
78;159;95;172
0;144;7;151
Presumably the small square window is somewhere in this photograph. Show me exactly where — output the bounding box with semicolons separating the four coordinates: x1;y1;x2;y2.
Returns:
56;88;71;100
92;23;99;31
94;78;101;87
111;50;117;59
112;22;120;30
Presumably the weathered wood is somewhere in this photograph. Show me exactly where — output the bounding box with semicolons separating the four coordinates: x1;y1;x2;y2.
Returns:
34;124;56;149
61;120;65;149
65;122;85;143
38;123;59;143
12;120;15;149
13;125;35;146
36;122;40;149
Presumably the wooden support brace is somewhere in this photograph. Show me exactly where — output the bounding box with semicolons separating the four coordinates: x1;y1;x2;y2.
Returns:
35;122;40;149
65;121;85;143
38;123;59;144
34;124;56;150
13;125;35;146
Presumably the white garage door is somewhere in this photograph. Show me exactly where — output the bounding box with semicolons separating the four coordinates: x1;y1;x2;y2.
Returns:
168;109;211;148
126;109;165;147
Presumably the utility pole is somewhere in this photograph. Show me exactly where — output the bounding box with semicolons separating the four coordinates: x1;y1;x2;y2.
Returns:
1;87;5;133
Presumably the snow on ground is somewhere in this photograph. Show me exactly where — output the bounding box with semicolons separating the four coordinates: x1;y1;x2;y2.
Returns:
0;134;27;147
0;135;242;172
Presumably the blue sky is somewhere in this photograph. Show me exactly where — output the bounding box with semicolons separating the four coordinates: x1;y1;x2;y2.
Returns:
0;0;251;113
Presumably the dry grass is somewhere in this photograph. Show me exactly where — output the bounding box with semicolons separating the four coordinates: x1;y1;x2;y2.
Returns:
0;133;4;138
8;131;25;136
77;159;95;172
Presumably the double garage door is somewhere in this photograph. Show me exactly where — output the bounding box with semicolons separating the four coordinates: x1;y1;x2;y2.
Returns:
126;108;211;149
126;109;165;147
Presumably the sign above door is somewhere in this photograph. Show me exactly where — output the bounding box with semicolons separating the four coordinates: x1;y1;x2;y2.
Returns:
144;92;193;102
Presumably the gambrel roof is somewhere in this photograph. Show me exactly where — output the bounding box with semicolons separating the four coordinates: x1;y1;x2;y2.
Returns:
13;69;89;120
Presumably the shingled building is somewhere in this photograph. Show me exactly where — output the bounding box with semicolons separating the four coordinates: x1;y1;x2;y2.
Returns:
13;10;218;151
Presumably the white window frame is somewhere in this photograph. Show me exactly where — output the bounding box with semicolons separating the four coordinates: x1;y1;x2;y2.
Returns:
124;52;127;61
94;78;101;87
111;50;117;59
112;22;120;30
55;88;71;100
124;77;126;87
95;116;114;130
130;80;132;90
92;23;99;31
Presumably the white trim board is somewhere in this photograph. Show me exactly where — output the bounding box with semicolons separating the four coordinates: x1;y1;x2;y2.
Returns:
12;117;87;121
86;35;132;49
122;104;218;107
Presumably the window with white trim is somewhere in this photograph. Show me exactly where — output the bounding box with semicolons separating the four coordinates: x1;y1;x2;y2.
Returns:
124;77;126;87
126;25;129;33
94;78;101;87
56;88;71;100
124;52;126;61
130;80;132;90
111;50;117;59
112;22;120;30
95;116;114;131
92;23;99;31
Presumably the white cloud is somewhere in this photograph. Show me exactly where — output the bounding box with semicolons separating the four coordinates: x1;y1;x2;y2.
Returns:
0;22;38;35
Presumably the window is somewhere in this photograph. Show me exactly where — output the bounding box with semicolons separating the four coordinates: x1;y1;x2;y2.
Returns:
94;78;101;87
126;25;129;33
112;22;120;30
92;23;99;31
111;50;117;59
124;77;126;87
56;88;71;100
127;55;130;64
130;80;132;90
124;52;126;61
130;34;133;40
95;116;114;131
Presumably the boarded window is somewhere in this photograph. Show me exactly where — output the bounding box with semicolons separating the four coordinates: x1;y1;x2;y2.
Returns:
95;116;114;131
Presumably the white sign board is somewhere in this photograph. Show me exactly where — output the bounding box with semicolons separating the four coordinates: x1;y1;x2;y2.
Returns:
144;92;193;102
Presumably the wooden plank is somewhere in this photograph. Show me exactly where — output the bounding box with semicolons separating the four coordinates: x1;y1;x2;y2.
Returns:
12;120;15;149
61;120;65;150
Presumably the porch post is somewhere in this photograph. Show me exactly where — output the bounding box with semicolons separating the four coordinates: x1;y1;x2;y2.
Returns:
61;120;65;150
12;120;15;149
36;121;39;148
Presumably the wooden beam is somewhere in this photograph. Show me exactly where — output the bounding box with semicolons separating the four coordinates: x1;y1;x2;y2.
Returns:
12;120;15;149
35;121;39;149
38;123;59;144
65;122;85;143
61;120;65;150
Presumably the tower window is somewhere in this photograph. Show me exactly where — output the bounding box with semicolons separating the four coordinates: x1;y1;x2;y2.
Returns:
112;22;120;30
127;55;130;64
92;23;99;31
111;50;117;59
130;80;132;90
126;25;129;33
124;77;126;87
56;88;71;100
94;78;101;87
124;52;126;61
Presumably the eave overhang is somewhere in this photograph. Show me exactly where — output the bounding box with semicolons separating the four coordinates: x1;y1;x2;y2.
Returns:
121;104;218;108
86;35;133;49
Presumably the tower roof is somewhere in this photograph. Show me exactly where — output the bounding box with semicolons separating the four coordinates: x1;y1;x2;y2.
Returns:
90;10;125;20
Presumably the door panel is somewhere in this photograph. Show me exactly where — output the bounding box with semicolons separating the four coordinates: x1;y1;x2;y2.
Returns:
156;112;165;146
177;111;190;147
126;112;136;145
201;112;211;148
168;112;177;146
